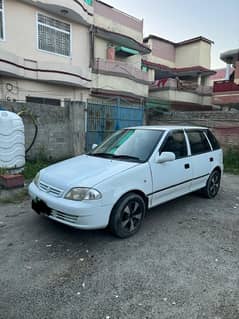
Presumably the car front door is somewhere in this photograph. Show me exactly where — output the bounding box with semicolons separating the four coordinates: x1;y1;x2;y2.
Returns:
149;130;192;207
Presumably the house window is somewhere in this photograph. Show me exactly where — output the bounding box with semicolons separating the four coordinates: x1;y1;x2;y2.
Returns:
26;96;61;106
0;0;5;40
37;13;71;56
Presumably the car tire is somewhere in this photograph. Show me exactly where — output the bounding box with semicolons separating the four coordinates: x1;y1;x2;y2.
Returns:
109;193;146;238
201;169;221;199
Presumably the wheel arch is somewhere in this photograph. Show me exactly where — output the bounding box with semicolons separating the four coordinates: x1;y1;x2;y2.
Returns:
110;189;149;216
212;166;222;174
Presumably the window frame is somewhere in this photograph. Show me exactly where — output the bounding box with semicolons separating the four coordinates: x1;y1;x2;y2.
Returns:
36;12;72;58
159;129;189;160
205;129;221;150
26;96;61;106
186;129;212;156
0;0;6;41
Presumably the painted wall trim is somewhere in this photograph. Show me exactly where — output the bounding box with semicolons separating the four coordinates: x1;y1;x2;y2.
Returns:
0;58;91;82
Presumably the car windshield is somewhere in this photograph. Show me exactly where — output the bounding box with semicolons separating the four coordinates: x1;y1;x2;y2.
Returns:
88;129;164;162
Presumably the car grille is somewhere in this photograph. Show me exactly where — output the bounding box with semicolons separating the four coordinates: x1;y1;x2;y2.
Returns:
39;181;63;197
53;211;79;224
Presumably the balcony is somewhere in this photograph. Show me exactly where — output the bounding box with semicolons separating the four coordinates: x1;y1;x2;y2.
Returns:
92;59;149;98
213;80;239;106
93;58;149;83
150;79;212;106
150;79;212;95
21;0;93;25
213;80;239;93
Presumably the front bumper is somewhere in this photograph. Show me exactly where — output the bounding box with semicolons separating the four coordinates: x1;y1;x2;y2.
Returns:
28;182;112;230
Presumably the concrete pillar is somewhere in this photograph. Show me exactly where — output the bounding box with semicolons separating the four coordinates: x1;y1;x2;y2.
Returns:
68;101;86;155
234;61;239;85
197;74;202;86
225;63;231;80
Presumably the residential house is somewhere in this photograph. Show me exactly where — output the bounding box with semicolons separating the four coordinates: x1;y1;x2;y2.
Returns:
213;48;239;109
0;0;150;105
143;35;215;110
0;0;216;110
0;0;93;105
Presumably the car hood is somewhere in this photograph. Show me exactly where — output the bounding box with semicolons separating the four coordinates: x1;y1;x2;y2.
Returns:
39;154;139;190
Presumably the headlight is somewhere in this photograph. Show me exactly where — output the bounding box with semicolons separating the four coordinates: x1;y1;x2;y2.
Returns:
64;188;102;201
33;172;40;187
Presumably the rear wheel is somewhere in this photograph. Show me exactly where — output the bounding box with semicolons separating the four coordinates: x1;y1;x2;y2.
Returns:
109;193;146;238
201;170;221;198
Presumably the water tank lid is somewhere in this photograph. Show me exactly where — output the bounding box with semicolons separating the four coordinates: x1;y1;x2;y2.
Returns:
0;110;21;120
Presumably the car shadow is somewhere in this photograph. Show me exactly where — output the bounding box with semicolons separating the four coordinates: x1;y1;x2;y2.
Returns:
33;192;205;246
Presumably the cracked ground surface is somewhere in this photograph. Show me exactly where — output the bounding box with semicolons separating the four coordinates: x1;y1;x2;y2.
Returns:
0;174;239;319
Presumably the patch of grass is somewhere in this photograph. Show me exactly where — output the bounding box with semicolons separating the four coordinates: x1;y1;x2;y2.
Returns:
0;167;7;175
224;148;239;174
23;159;51;180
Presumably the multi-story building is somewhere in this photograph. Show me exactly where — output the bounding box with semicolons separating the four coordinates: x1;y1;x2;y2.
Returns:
0;0;215;110
0;0;95;105
91;0;151;102
143;35;215;110
213;48;239;109
0;0;150;105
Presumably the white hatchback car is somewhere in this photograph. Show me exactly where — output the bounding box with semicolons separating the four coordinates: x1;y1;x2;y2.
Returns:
29;126;223;238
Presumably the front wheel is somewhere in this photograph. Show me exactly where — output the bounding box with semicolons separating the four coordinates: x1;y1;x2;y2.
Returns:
201;170;221;198
109;193;146;238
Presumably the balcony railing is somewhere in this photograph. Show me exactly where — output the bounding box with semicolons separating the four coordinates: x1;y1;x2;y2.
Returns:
213;80;239;93
150;79;212;95
94;58;149;83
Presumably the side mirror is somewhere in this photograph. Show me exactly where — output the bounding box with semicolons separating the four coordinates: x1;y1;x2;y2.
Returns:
92;144;98;150
156;152;176;163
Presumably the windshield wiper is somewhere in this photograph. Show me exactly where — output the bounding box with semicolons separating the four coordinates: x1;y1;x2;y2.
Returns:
88;153;141;162
110;154;141;162
88;152;114;158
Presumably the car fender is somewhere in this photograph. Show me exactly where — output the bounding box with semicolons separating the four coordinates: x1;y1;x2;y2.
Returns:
94;162;153;208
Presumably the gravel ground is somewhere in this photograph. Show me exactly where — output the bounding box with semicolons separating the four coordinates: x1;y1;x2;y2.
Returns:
0;174;239;319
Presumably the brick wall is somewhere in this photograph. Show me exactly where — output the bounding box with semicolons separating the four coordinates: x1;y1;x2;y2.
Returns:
146;109;239;150
1;101;86;161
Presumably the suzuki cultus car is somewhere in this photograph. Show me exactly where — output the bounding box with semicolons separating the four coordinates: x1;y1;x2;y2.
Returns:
29;126;223;238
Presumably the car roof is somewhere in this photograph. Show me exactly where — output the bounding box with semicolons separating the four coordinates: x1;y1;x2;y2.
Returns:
127;125;208;131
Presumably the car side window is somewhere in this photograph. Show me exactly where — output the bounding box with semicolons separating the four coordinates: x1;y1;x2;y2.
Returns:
161;130;188;159
206;129;220;150
187;130;212;155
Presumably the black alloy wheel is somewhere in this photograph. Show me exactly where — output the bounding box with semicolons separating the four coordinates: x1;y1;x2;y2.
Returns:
202;170;221;198
109;193;146;238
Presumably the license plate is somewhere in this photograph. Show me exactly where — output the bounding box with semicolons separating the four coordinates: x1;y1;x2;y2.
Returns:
32;199;52;216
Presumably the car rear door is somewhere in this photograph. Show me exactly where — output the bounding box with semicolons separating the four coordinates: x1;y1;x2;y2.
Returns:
185;129;213;192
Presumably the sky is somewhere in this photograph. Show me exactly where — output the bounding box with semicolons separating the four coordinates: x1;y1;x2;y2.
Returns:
105;0;239;69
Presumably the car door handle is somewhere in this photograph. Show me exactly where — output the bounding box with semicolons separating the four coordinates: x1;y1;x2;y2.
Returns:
184;163;190;169
210;157;214;162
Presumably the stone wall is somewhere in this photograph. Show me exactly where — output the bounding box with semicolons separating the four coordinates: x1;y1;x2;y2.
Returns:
1;101;86;161
146;109;239;150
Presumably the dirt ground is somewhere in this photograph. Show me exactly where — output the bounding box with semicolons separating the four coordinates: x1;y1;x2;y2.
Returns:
0;174;239;319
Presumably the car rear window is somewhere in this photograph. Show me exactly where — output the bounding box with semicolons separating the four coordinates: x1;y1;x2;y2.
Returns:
205;129;221;150
186;130;212;155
